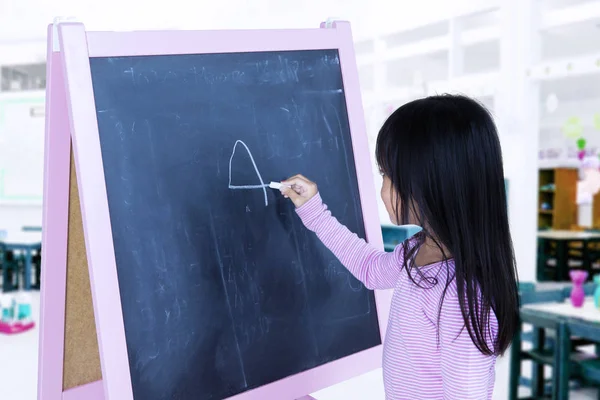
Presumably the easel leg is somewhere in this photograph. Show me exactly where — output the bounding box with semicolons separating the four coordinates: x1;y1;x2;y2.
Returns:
37;24;73;400
296;396;317;400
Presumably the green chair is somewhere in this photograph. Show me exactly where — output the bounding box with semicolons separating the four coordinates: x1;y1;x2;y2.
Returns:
511;289;567;399
0;244;20;292
537;237;557;282
561;283;597;299
381;225;422;252
519;282;536;293
511;285;599;399
585;238;600;278
30;246;41;290
564;318;600;400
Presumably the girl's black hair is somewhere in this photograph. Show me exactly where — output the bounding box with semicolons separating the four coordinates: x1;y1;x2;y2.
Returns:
376;94;519;356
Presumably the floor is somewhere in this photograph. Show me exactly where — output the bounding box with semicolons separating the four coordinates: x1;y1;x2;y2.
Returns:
0;291;597;400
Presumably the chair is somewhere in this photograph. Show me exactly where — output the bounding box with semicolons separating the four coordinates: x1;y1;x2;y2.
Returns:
511;289;567;399
538;238;559;281
561;283;597;299
512;284;599;399
538;236;591;282
519;282;536;293
586;238;600;277
0;244;20;292
519;284;597;349
381;225;422;252
30;246;41;290
564;318;600;400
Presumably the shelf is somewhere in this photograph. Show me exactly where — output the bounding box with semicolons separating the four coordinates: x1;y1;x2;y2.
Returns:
538;168;578;230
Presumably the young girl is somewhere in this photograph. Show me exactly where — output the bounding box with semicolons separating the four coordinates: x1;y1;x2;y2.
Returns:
279;94;519;399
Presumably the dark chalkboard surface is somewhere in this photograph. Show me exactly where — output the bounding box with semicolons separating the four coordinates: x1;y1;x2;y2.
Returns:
90;50;380;400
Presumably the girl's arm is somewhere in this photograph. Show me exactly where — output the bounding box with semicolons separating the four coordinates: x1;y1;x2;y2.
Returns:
295;192;405;290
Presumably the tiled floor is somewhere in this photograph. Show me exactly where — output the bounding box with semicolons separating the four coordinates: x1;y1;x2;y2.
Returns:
0;291;597;400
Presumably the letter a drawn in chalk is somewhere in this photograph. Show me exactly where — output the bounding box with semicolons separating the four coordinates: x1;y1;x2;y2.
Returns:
228;140;269;206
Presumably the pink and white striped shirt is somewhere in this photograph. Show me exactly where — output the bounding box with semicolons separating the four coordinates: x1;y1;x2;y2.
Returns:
297;194;498;400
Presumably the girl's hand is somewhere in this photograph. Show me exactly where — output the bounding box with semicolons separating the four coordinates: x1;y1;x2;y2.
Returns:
280;174;318;208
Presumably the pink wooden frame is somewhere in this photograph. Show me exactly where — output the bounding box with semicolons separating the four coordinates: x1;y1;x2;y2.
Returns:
38;24;70;400
39;21;391;400
38;24;107;400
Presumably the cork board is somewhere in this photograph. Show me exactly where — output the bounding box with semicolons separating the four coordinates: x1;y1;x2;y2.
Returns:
63;151;102;389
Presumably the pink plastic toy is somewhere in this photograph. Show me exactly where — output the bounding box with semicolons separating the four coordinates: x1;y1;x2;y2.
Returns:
0;320;35;334
570;269;588;307
0;293;35;334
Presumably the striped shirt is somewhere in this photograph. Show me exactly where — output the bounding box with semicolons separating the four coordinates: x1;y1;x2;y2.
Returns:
297;194;498;400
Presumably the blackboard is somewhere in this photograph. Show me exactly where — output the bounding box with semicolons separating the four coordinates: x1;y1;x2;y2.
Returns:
90;50;381;400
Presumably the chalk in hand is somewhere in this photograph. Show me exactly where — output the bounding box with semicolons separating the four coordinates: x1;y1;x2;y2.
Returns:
269;181;290;190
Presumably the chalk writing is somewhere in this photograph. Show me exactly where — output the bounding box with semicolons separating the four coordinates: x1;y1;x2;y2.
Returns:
228;140;269;206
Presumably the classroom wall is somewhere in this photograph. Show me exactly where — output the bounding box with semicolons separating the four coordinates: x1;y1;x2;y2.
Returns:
0;42;46;65
579;204;593;227
538;97;600;227
0;91;45;231
0;0;500;232
0;0;500;45
0;205;42;232
539;98;600;169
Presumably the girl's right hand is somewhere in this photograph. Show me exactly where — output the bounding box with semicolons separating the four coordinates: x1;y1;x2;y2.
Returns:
280;174;319;208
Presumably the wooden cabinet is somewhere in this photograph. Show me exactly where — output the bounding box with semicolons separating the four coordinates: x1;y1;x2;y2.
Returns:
593;192;600;229
538;168;578;230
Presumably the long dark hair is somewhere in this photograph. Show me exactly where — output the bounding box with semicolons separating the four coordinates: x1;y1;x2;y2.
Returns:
376;94;519;356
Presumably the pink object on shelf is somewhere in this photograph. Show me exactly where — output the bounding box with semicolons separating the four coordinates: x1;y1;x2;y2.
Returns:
570;269;588;307
0;320;35;334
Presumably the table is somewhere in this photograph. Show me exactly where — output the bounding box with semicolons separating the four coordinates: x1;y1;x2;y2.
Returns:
515;301;568;399
523;298;600;323
0;231;42;290
537;230;600;281
538;231;600;240
518;298;600;399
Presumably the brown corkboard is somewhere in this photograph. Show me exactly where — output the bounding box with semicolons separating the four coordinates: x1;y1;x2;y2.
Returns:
63;151;102;389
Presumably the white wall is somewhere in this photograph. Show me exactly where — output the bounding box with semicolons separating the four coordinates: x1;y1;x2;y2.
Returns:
0;0;501;229
0;0;499;40
538;96;600;227
0;91;45;231
539;98;600;168
0;205;43;232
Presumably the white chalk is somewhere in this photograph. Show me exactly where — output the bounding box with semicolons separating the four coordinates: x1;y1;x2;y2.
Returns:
269;181;290;190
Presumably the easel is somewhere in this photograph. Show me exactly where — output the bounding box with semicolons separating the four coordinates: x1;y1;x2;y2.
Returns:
37;19;104;400
38;18;388;400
